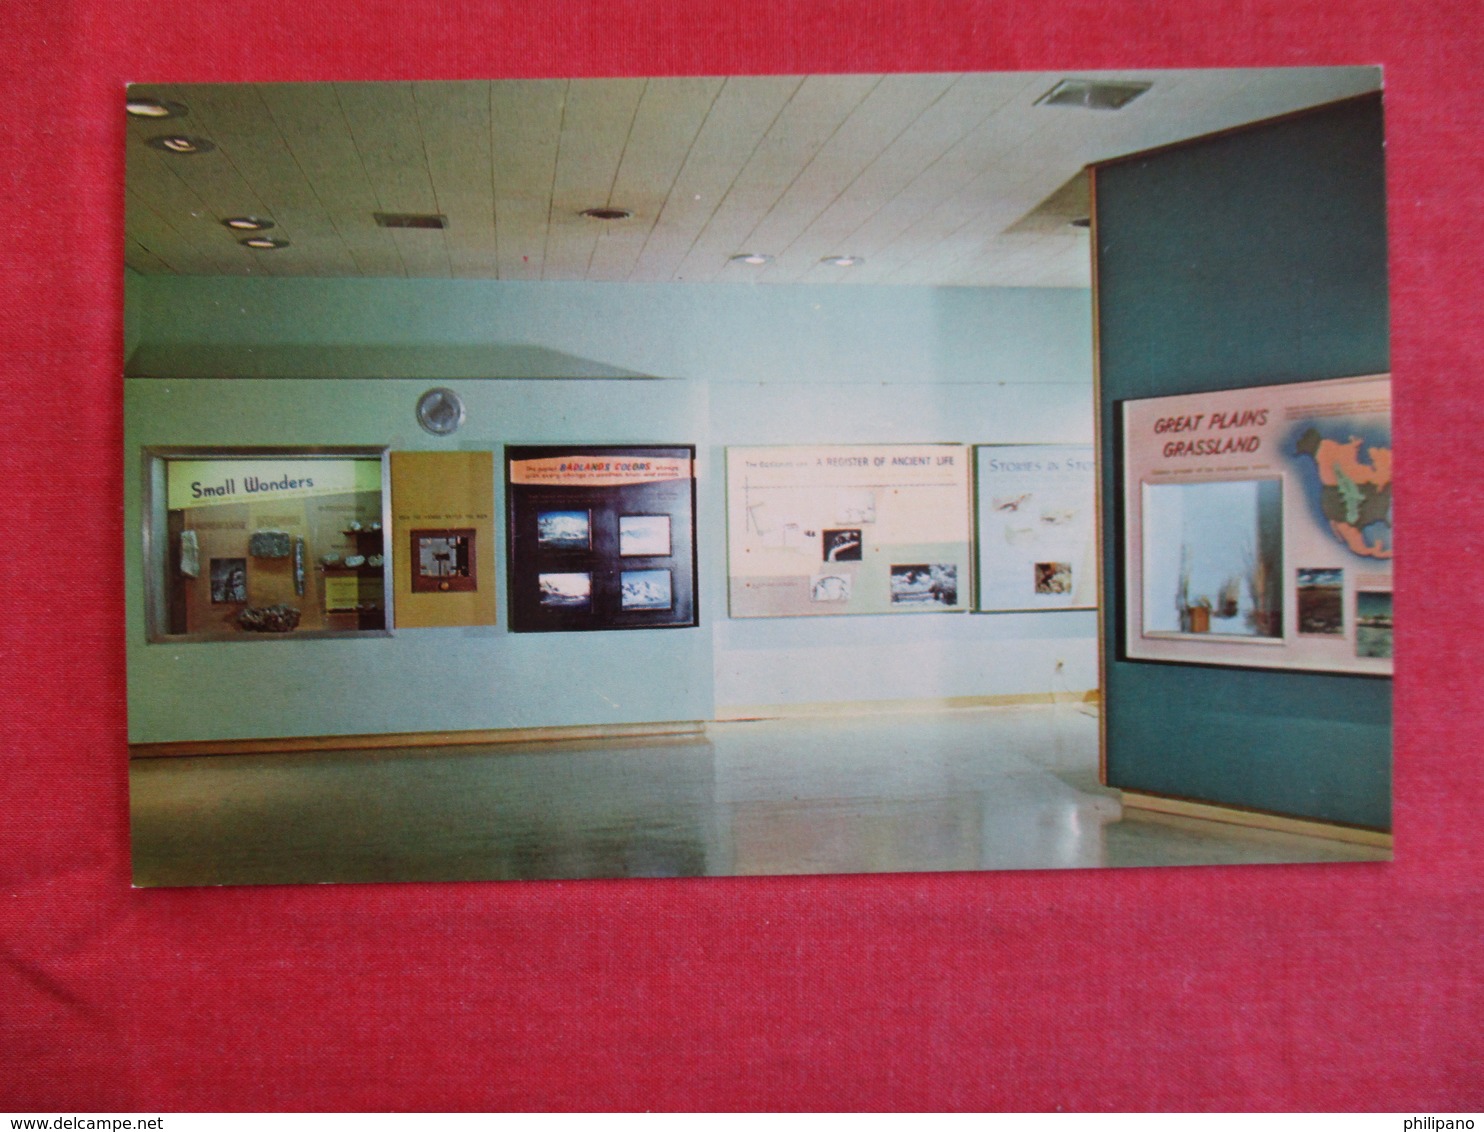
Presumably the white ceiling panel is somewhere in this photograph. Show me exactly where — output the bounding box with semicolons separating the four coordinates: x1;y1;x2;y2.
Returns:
125;69;1382;288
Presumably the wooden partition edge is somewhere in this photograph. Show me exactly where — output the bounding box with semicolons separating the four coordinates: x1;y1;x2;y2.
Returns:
1120;790;1393;848
1088;160;1109;788
130;720;707;758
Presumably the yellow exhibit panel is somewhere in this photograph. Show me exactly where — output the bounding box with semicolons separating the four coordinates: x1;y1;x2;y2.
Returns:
390;450;497;628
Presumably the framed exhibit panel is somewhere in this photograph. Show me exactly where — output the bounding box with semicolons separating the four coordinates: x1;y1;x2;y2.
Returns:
505;445;698;632
726;444;973;618
974;444;1098;612
388;451;497;628
142;448;389;639
1120;373;1391;675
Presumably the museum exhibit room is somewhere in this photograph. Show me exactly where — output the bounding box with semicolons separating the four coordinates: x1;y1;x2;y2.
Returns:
122;69;1392;886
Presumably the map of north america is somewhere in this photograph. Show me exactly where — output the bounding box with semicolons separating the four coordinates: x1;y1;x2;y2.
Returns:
1293;426;1393;559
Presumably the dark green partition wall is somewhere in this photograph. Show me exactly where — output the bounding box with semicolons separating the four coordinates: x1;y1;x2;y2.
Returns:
1094;95;1391;830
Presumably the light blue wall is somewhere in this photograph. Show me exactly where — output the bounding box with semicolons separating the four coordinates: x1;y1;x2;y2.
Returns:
126;276;1091;386
125;275;1096;742
708;380;1096;709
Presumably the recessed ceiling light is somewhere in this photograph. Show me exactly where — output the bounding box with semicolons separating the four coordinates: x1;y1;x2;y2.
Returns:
1035;79;1151;111
730;253;773;266
580;207;633;221
239;236;288;250
126;97;188;120
146;134;215;156
223;216;275;232
820;255;863;267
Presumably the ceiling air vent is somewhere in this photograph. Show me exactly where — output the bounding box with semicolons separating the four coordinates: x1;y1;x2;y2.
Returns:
374;212;448;229
1035;79;1151;111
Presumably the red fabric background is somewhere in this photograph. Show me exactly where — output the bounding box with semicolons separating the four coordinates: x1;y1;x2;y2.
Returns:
3;0;1480;1111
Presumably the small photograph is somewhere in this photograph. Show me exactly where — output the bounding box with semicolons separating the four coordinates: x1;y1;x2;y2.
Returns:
890;564;958;606
823;528;863;562
209;558;247;604
836;489;877;525
621;568;673;611
1355;590;1393;659
537;509;591;551
810;573;853;603
539;572;592;611
618;514;672;557
417;533;472;578
1034;562;1073;595
1297;568;1345;635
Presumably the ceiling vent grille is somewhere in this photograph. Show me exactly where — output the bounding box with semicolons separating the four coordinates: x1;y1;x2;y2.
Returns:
1035;79;1151;111
374;212;448;229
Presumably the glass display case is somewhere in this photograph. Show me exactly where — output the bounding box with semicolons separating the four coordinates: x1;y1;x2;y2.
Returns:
142;448;390;640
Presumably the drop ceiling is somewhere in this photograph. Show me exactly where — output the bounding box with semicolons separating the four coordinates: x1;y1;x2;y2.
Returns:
125;69;1381;289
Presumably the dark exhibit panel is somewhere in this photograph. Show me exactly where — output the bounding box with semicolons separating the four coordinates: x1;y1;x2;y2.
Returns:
1093;94;1391;829
505;445;699;633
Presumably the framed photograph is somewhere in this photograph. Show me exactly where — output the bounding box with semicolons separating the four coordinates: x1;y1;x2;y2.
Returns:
1120;373;1391;674
1296;568;1345;636
974;444;1097;611
539;571;593;611
209;558;247;604
618;514;671;557
537;509;591;551
620;568;673;611
411;528;477;593
1355;590;1393;659
727;444;972;617
506;445;698;632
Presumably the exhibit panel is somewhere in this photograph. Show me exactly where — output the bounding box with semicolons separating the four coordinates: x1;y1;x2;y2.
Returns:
144;450;388;639
974;444;1097;612
389;450;497;628
726;445;974;618
1121;374;1391;675
505;445;699;632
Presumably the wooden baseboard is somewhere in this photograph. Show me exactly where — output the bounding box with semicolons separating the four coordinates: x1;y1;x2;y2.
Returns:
716;689;1100;722
132;694;1104;757
1120;790;1392;849
130;720;706;759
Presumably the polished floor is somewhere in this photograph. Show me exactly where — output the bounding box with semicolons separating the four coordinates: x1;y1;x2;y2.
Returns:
130;704;1389;887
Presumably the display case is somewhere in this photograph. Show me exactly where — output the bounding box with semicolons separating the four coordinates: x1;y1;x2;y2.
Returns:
142;448;390;640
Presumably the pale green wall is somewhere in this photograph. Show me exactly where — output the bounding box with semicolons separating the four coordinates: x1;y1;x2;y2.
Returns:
125;275;1096;743
126;276;1091;385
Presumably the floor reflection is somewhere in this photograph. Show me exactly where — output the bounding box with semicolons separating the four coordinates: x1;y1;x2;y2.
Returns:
130;705;1388;888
